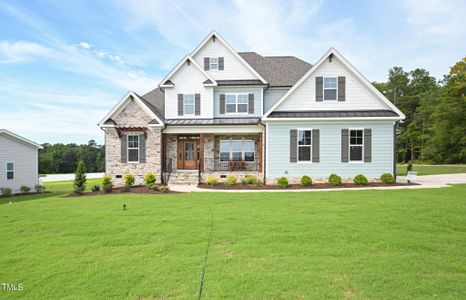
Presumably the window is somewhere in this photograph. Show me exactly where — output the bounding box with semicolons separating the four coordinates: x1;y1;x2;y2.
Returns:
127;135;139;163
349;130;363;162
297;130;312;162
323;77;337;101
225;94;249;114
183;94;195;115
210;57;218;71
220;139;255;161
6;162;14;180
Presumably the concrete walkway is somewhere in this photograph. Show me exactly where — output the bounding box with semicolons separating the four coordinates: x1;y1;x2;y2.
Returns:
168;173;466;193
40;172;105;182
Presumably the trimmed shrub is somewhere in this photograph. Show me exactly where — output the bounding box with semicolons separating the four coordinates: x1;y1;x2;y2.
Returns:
224;175;237;186
328;174;342;186
380;173;395;184
34;184;45;193
20;186;31;193
1;188;12;197
91;185;101;192
300;175;312;187
159;186;170;193
206;175;219;186
353;174;368;185
144;172;157;189
73;160;87;194
102;176;113;193
276;177;289;188
123;173;135;187
244;175;258;185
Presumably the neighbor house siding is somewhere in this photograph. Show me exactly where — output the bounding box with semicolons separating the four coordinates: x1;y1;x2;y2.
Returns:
266;121;394;180
264;88;288;112
213;87;262;118
0;135;39;193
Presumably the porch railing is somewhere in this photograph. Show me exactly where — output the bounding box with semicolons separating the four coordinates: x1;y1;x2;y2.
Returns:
203;158;259;172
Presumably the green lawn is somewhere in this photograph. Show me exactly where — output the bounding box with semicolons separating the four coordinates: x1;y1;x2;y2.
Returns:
396;164;466;176
1;181;465;299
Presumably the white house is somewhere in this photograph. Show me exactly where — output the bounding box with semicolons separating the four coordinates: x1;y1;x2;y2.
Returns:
0;129;42;193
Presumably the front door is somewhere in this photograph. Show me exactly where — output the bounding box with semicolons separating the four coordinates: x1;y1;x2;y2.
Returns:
177;138;199;169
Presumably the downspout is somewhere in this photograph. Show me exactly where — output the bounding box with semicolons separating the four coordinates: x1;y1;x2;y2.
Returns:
393;121;397;181
158;84;167;184
259;84;269;185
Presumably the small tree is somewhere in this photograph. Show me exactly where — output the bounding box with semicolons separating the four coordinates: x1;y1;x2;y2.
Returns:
73;160;87;194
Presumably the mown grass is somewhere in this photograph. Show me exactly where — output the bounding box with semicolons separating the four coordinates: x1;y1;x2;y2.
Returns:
0;180;465;299
396;164;466;176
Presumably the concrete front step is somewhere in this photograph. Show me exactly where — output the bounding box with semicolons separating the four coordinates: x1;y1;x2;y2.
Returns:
166;170;199;185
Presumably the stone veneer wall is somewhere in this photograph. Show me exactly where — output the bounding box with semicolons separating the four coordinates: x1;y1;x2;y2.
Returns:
105;100;162;186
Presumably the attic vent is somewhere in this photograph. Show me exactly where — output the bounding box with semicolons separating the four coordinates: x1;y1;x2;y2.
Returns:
163;80;174;86
328;53;333;62
212;34;216;42
187;59;191;66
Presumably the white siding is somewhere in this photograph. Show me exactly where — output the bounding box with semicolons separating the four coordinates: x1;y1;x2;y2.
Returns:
192;39;259;81
266;121;394;179
164;62;214;119
213;87;262;118
276;57;388;111
264;88;288;112
0;135;39;193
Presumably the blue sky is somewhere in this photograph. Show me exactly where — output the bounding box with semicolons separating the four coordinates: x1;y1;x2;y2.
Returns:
0;0;465;145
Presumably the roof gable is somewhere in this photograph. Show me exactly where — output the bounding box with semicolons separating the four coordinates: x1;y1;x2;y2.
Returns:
159;55;216;88
0;129;42;149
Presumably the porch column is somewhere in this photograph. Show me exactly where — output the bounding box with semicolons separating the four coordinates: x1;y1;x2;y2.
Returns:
258;133;263;172
200;133;204;172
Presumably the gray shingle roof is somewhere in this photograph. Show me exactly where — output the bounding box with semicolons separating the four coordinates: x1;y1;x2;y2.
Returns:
239;52;312;87
140;88;165;121
268;110;400;118
165;118;260;126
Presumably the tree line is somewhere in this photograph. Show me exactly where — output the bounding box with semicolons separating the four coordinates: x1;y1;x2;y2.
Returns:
39;140;105;174
373;57;465;164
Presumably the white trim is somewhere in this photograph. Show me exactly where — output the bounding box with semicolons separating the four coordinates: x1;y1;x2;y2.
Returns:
127;134;140;163
348;128;364;163
97;91;164;127
262;47;406;120
190;31;267;84
262;116;403;122
159;55;217;88
296;128;313;163
0;129;43;149
323;77;338;101
6;161;15;180
164;125;263;134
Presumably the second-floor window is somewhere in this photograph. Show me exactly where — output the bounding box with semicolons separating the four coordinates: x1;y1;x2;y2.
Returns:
184;94;195;115
226;94;248;114
323;77;337;101
210;57;219;71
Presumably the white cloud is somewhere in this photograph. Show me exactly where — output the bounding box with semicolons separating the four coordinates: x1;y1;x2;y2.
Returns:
0;41;52;63
78;41;91;49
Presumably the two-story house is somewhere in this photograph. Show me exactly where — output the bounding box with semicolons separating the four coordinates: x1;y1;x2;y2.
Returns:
98;31;405;185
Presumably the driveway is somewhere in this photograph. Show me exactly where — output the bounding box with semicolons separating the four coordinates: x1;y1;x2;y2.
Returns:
396;173;466;188
41;172;105;182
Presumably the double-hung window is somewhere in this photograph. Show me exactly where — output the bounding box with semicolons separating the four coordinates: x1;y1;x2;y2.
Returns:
210;57;219;71
6;162;14;180
297;130;312;162
127;135;139;163
349;129;363;162
225;94;248;114
323;77;337;101
183;94;195;115
220;139;255;161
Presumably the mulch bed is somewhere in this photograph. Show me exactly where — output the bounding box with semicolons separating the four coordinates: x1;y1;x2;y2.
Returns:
198;182;416;190
0;191;50;199
65;185;179;197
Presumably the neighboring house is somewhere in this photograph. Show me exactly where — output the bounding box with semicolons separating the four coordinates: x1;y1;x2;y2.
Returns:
0;129;42;193
99;31;405;185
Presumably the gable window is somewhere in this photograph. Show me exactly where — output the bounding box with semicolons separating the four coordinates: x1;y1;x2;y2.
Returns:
297;130;312;162
323;77;337;101
127;135;139;163
225;94;248;114
349;129;363;162
183;94;195;115
220;139;255;161
210;57;218;71
6;162;14;180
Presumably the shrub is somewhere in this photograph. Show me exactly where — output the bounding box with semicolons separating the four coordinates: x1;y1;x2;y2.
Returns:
206;175;219;186
34;184;45;193
20;185;31;193
91;185;101;192
158;186;170;193
123;173;135;188
353;174;368;185
245;175;258;185
300;175;312;187
144;172;157;189
407;161;413;172
380;173;395;184
224;175;237;186
328;174;342;186
1;188;12;197
73;160;87;194
276;177;289;188
102;176;113;193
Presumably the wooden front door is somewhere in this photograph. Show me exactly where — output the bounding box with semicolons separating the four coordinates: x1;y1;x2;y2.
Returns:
177;138;199;170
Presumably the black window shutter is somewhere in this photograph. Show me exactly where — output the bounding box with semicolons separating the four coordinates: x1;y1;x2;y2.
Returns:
177;94;183;116
139;134;146;163
219;94;225;114
338;76;346;101
312;129;320;163
195;94;201;115
120;133;127;163
218;57;224;70
290;129;297;163
204;57;210;71
364;129;372;162
341;129;349;162
316;77;323;102
248;93;254;114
